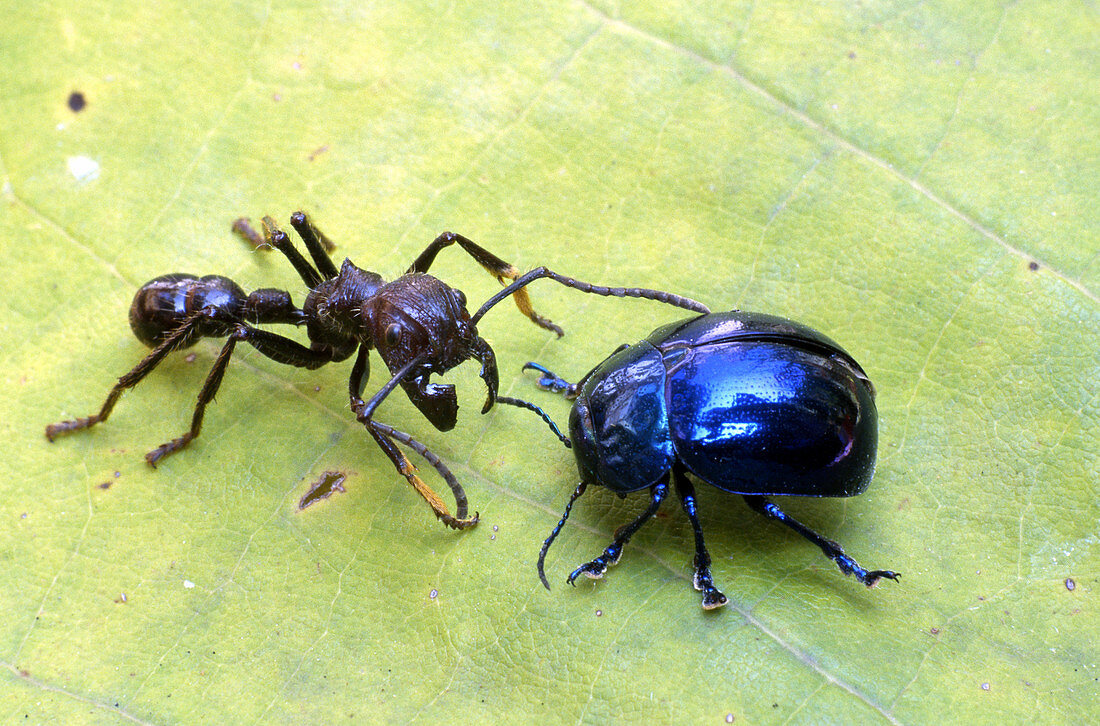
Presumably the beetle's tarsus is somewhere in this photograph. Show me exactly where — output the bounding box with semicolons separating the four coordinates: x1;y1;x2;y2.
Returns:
863;570;900;587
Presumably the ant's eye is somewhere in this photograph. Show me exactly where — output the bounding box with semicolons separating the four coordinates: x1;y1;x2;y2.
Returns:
454;289;467;308
384;323;401;347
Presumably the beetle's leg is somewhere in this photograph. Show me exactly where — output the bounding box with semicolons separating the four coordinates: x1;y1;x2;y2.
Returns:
146;323;337;467
406;232;563;336
672;468;728;610
45;312;209;441
289;211;339;280
743;496;900;587
522;362;580;398
568;479;669;585
470;266;711;333
349;347;477;530
522;348;628;401
494;396;570;447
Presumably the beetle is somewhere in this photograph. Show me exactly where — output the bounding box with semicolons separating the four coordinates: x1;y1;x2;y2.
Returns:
45;212;709;529
529;310;899;609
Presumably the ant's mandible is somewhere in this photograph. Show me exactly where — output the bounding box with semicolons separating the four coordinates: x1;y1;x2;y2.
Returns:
45;212;709;529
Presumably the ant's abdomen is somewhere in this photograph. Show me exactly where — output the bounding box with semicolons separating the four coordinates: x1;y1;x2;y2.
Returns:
129;274;246;348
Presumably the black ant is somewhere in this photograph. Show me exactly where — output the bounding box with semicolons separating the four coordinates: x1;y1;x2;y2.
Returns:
45;212;709;529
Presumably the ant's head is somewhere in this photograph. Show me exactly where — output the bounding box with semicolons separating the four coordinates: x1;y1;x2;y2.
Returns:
363;274;498;432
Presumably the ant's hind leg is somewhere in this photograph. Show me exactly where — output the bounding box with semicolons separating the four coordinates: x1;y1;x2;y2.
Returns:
45;315;206;442
145;334;240;467
145;324;337;466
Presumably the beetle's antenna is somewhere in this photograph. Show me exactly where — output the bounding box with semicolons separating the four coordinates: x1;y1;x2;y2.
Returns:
537;482;588;590
495;396;570;447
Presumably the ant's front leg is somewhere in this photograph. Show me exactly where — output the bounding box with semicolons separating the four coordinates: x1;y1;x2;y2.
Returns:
348;347;478;529
407;232;563;336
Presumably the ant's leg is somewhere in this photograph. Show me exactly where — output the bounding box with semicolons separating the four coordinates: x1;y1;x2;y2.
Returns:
471;266;710;331
145;324;337;466
568;478;669;584
348;348;477;529
145;332;240;466
238;216;324;288
742;496;900;587
289;211;339;280
367;421;478;530
232;218;269;249
407;232;564;336
234;216;322;287
672;468;728;610
238;326;335;370
45;315;207;441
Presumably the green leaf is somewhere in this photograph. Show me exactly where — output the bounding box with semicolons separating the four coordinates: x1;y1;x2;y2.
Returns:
1;1;1095;722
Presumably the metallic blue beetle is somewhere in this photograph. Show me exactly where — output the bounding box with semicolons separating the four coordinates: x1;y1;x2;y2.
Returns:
530;310;898;609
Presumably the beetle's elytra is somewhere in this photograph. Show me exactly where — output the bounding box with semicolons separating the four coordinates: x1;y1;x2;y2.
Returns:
532;311;898;609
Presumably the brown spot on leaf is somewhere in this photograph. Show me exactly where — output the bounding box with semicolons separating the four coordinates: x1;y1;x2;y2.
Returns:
299;471;347;510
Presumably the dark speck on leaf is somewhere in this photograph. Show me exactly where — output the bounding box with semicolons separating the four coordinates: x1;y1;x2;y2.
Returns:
1065;578;1075;591
299;471;347;510
68;91;87;112
847;51;856;59
98;481;112;490
1028;261;1040;271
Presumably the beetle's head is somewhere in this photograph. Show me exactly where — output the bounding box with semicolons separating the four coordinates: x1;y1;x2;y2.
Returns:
363;274;498;431
567;391;602;487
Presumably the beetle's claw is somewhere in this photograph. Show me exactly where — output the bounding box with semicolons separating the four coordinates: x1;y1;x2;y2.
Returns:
864;570;900;587
700;588;728;610
567;560;608;584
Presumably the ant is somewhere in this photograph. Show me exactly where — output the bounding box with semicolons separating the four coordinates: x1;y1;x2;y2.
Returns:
46;212;709;530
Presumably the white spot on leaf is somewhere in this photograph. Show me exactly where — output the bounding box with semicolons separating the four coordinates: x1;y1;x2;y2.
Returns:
67;155;100;182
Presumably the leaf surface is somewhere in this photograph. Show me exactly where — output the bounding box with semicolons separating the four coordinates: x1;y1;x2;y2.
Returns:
1;1;1096;722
